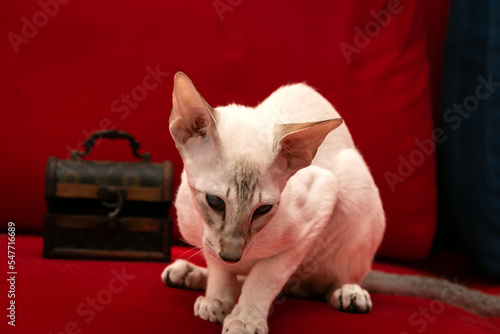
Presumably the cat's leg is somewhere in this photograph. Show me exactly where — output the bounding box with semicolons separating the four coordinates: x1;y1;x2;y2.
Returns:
161;259;207;290
194;257;240;324
320;235;374;314
162;259;237;323
320;149;384;314
321;207;378;314
222;247;304;334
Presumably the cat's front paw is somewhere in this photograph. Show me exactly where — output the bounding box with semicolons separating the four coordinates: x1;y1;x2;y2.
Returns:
222;305;268;334
194;295;235;324
161;259;207;290
331;283;372;313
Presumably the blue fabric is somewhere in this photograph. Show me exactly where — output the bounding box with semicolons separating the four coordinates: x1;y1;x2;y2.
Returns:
439;0;500;278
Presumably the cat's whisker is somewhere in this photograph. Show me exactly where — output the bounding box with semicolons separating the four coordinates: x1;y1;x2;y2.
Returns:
185;247;206;263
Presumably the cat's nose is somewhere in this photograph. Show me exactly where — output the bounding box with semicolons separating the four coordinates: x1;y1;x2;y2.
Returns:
219;252;241;263
219;233;245;263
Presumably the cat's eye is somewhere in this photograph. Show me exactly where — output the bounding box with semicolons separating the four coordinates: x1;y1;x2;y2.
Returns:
252;204;273;219
206;194;225;212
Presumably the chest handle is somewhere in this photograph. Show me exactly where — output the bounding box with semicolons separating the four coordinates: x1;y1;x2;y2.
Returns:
70;130;151;162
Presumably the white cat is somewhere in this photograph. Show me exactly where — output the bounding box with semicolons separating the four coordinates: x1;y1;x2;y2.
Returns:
161;72;500;334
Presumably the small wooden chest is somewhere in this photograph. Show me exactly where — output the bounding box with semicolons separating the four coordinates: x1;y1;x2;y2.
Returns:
43;130;173;262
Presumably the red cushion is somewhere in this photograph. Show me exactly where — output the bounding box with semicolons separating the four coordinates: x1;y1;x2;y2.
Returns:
5;235;500;334
0;0;444;259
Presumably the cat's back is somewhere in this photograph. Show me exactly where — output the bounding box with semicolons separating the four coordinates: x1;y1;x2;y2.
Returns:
257;83;355;152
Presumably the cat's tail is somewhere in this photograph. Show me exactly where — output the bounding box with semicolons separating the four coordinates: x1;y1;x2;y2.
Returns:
361;270;500;317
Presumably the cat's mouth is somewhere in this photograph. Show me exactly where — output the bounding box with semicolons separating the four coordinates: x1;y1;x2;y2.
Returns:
219;255;240;263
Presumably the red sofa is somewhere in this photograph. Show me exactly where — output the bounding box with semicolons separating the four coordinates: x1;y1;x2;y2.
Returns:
1;0;500;333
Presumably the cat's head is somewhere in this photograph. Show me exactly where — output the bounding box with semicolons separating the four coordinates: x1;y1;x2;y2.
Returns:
169;72;342;263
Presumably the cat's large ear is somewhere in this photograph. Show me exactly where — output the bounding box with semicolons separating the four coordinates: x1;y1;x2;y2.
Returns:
275;119;343;175
169;72;218;154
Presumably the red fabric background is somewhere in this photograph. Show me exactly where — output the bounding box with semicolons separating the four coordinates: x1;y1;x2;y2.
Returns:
3;3;499;334
1;0;442;259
